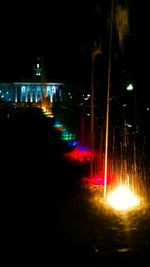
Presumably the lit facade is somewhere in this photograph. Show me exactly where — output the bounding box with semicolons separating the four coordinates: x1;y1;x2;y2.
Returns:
0;82;63;103
0;58;63;103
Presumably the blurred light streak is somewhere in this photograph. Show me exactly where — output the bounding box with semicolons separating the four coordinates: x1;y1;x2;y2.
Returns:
115;4;129;51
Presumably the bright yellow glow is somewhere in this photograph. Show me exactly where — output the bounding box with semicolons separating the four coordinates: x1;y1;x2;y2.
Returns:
42;106;47;112
107;185;140;211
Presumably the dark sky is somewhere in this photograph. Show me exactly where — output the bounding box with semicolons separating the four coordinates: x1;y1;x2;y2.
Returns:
0;0;90;81
0;0;149;97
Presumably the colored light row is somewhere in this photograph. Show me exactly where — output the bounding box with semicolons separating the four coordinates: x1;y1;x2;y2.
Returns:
41;107;110;188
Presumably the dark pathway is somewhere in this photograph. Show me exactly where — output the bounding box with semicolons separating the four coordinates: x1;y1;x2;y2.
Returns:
1;107;150;266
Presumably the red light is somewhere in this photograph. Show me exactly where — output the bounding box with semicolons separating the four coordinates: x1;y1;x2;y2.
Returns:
64;147;95;163
56;126;64;131
83;176;111;186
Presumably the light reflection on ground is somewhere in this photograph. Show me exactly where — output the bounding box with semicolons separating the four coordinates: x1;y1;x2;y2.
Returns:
84;189;150;257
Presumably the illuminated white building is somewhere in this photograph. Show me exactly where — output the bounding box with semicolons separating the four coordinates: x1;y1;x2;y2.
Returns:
0;58;63;103
0;82;63;103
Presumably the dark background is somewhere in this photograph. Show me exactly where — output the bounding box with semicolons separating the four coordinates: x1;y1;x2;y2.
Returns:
0;0;149;91
0;2;150;264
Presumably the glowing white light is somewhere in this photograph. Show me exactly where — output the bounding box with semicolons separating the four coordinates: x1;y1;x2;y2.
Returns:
127;84;133;91
107;185;140;211
126;123;132;128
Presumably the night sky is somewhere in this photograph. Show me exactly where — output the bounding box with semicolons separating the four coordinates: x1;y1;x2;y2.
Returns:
0;0;149;101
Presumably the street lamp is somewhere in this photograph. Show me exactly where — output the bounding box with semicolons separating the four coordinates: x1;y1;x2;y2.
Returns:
127;84;133;91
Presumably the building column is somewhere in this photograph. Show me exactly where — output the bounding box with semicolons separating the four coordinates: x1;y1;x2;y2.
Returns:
20;87;22;102
35;86;38;102
59;88;62;102
49;94;52;103
15;87;18;102
25;87;28;102
30;87;33;102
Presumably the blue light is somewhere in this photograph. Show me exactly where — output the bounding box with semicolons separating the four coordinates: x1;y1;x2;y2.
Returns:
77;145;95;152
67;141;80;147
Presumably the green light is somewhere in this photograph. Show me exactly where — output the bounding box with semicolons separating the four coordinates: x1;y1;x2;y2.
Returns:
61;133;76;141
54;123;63;128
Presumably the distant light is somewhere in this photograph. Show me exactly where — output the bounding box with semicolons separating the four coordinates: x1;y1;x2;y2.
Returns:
126;123;132;128
49;114;54;118
127;84;133;91
147;107;149;111
61;133;76;141
67;141;80;147
122;103;127;107
1;95;4;98
37;63;39;68
6;91;9;94
0;90;1;93
54;123;63;128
